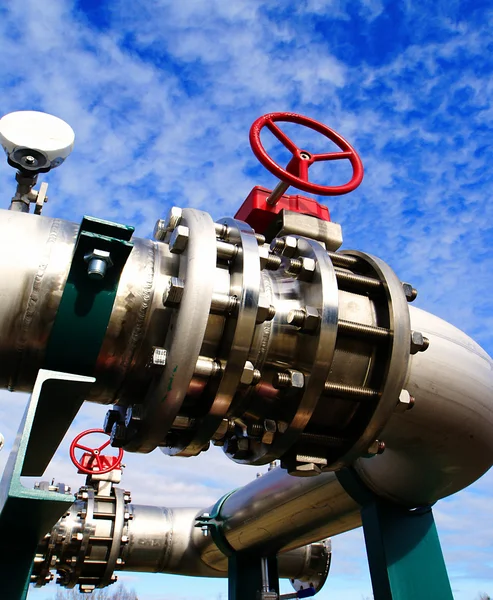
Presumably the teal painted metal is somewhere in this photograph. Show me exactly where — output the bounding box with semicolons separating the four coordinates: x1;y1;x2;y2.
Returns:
337;468;454;600
44;215;134;376
0;370;95;600
195;489;238;557
29;216;134;475
228;553;279;600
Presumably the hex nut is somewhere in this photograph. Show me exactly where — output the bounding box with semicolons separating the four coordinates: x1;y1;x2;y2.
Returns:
280;236;298;258
303;305;321;332
164;206;183;232
169;225;190;254
240;361;260;385
410;330;430;355
395;389;415;412
163;276;185;306
402;282;418;302
367;439;386;455
297;257;316;282
289;462;322;477
83;248;113;266
153;219;167;241
261;419;277;445
256;294;275;323
273;369;305;389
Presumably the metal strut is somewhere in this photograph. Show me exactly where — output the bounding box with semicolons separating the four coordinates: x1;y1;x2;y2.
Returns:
337;468;454;600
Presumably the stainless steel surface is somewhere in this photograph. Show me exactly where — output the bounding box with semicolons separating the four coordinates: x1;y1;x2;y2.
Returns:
198;467;361;570
1;207;492;499
354;305;493;506
33;486;333;590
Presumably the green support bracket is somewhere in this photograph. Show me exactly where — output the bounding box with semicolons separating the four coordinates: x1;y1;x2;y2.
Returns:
337;468;454;600
26;216;134;475
0;369;95;600
195;491;280;600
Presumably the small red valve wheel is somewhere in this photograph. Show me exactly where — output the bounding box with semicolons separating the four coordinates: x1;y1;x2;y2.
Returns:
70;429;124;475
249;112;364;196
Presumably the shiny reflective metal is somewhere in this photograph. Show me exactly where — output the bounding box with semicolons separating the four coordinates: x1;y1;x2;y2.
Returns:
33;484;333;592
0;207;492;501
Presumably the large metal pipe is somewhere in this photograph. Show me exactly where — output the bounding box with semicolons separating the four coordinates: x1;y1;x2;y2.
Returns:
197;305;493;568
32;489;331;592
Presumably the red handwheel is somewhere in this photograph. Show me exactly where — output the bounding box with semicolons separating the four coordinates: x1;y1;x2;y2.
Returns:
249;112;364;196
70;428;124;475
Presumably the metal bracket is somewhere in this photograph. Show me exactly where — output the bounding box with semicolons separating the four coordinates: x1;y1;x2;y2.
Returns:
0;370;95;600
33;216;134;474
336;468;454;600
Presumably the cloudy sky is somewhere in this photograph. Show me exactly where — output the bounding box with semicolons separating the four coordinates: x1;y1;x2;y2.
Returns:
0;0;492;598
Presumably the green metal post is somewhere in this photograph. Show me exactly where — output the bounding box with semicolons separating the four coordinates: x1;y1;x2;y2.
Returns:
228;552;279;600
0;370;95;600
337;468;454;600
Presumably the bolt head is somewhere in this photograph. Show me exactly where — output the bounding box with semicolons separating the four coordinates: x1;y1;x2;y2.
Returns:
303;306;321;332
261;419;277;445
367;439;386;455
280;235;298;258
256;294;274;323
164;206;183;232
410;331;430;355
297;257;316;282
83;249;113;266
289;462;322;477
402;282;418;302
153;219;167;241
396;389;415;412
240;361;257;385
169;225;190;254
163;276;185;306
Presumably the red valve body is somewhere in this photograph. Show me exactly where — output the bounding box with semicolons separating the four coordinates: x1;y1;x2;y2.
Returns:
235;186;330;235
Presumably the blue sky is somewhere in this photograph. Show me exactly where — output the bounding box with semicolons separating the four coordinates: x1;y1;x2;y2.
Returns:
0;0;492;598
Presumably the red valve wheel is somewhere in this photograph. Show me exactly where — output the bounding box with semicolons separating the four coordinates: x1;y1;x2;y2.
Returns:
70;428;124;475
249;112;364;196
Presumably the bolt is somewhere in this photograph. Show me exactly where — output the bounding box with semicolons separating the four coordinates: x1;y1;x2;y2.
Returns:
287;306;321;333
395;389;415;412
255;233;266;245
103;409;123;434
164;206;183;233
224;436;251;460
256;294;276;323
338;319;390;342
163;277;185;306
259;245;282;270
84;249;113;280
299;151;311;160
110;422;128;448
240;361;261;386
273;369;305;389
169;224;190;254
410;330;430;355
270;235;298;258
402;282;418;302
285;256;316;282
289;462;322;477
323;381;379;400
261;419;277;445
125;404;144;427
121;535;129;543
151;347;167;367
367;440;386;456
24;155;36;165
327;251;360;269
216;240;238;260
